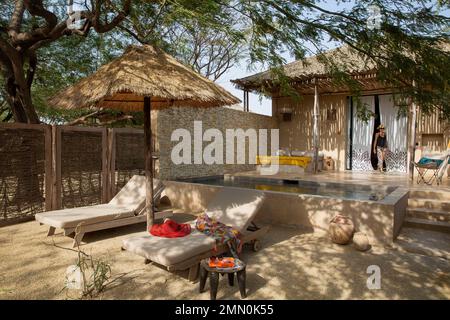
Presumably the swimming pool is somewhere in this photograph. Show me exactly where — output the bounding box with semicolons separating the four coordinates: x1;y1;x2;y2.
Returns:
180;175;396;201
164;175;409;245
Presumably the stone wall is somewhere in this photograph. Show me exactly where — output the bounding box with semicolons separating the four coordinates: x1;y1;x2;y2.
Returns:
154;106;277;180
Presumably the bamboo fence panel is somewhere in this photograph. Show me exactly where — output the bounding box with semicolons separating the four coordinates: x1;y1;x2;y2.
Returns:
59;126;107;209
111;129;145;197
0;124;149;225
0;123;51;225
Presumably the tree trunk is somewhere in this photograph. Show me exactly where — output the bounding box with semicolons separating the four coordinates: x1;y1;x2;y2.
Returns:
2;51;40;124
4;75;28;123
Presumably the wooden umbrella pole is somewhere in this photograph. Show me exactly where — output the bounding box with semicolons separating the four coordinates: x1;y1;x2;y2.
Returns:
144;96;154;228
408;81;417;181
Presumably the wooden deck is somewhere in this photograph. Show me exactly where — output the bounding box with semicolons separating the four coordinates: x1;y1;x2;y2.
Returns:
234;169;450;191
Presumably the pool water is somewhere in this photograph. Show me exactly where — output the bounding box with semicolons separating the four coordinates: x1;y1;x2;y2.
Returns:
181;176;395;201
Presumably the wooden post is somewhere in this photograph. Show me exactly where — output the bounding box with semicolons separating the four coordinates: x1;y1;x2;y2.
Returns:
144;97;154;228
107;128;116;201
409;96;418;181
101;128;108;203
52;125;62;210
44;125;53;211
313;80;320;174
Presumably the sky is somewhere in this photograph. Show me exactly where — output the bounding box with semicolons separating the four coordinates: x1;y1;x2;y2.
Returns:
215;59;281;117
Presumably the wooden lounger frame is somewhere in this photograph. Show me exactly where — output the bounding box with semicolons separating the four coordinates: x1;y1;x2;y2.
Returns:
45;209;173;248
137;222;270;282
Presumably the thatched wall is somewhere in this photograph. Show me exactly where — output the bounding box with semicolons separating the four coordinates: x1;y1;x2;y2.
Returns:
114;131;145;189
0;125;49;225
274;94;348;171
60;130;104;208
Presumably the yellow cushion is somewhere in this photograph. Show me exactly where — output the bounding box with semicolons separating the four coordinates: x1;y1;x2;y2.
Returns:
256;155;312;168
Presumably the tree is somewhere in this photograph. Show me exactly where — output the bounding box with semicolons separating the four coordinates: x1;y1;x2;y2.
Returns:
117;0;246;80
0;0;131;123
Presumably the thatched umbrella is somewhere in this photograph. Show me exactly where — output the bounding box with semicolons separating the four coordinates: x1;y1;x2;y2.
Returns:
49;44;240;227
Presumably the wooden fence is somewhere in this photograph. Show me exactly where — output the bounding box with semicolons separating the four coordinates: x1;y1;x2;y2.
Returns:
0;123;149;226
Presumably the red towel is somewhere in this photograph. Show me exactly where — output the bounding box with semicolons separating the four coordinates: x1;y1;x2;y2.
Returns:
149;219;191;238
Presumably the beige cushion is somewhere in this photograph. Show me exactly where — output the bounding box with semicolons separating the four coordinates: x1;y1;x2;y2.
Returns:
36;175;164;229
205;188;265;232
122;230;216;266
35;204;134;228
109;175;162;212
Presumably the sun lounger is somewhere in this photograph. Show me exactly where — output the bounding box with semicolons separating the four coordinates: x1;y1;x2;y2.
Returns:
35;175;173;247
122;188;268;281
412;150;450;185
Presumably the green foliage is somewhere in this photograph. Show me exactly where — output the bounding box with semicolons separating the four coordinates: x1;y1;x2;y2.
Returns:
119;0;246;80
30;33;126;123
0;90;12;122
71;248;112;299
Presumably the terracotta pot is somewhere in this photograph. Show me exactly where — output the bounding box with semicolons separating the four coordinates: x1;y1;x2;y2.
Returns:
353;232;370;251
329;214;355;245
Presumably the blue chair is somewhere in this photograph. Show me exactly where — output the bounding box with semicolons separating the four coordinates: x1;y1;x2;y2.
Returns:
412;151;450;185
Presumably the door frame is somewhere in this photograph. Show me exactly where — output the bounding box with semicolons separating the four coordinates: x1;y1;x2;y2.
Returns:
346;92;409;172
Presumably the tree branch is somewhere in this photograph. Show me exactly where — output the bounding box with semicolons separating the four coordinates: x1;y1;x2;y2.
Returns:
8;0;25;37
9;0;59;46
93;0;131;33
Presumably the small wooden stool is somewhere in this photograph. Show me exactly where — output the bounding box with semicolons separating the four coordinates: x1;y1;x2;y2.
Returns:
199;258;247;300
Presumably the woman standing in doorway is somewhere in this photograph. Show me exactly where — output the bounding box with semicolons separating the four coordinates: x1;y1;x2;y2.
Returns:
373;124;388;172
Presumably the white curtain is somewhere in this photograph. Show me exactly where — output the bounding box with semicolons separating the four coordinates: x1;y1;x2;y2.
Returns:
379;94;408;172
351;96;375;171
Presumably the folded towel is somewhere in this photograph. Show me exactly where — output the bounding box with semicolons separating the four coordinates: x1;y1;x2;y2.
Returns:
417;157;449;166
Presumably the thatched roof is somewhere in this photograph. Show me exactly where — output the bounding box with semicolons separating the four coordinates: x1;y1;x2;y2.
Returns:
233;42;450;94
49;45;240;111
232;46;377;92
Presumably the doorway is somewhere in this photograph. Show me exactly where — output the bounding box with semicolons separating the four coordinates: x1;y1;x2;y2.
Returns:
347;94;408;172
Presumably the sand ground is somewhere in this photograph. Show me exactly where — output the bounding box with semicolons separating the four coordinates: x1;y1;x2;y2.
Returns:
0;213;449;300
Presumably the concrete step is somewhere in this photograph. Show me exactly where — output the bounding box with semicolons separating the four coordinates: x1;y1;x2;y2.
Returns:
403;217;450;234
409;189;450;201
407;208;450;222
407;198;450;211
